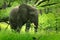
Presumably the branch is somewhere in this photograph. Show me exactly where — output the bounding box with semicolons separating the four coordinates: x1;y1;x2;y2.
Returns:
34;0;39;4
36;0;49;6
0;17;9;24
40;2;60;7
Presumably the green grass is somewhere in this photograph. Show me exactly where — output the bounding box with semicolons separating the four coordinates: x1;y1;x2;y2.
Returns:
0;30;33;40
0;29;60;40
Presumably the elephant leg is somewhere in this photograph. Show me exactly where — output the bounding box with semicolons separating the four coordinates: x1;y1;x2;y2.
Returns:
25;20;31;32
16;26;20;32
10;22;18;32
17;22;25;32
34;18;38;32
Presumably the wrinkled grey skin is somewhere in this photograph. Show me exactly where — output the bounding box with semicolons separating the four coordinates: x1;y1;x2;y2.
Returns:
9;4;38;32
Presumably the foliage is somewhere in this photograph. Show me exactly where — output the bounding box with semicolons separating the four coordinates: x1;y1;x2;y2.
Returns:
0;0;60;40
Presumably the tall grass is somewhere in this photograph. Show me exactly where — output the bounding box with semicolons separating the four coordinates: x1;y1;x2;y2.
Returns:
0;29;60;40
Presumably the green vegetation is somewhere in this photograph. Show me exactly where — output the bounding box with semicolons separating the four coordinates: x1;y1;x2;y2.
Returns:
0;0;60;40
0;29;60;40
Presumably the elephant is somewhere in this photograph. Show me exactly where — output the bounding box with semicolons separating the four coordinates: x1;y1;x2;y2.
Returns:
9;4;38;32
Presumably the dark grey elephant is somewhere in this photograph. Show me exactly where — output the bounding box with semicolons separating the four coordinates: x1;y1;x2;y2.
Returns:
9;4;38;32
